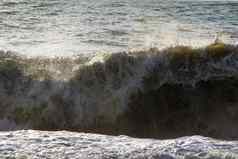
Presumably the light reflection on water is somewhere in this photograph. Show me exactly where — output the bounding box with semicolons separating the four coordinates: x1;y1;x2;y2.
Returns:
0;0;237;56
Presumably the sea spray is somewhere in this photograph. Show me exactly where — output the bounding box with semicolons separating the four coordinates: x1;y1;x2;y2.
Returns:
0;43;238;139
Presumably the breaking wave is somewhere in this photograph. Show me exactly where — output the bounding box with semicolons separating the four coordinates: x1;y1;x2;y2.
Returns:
0;43;238;140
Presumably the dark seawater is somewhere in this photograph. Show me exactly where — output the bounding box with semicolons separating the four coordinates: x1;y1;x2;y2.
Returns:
0;44;238;140
0;0;237;56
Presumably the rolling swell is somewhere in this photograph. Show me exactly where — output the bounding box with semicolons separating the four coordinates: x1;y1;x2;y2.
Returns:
0;43;238;139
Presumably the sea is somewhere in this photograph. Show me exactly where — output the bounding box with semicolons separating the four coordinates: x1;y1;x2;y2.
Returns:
0;0;237;56
0;2;238;158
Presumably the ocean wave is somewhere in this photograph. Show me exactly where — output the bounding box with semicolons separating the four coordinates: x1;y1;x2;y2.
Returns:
0;43;238;140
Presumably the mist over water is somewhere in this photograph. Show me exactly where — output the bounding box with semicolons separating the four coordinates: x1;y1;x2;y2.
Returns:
0;0;237;56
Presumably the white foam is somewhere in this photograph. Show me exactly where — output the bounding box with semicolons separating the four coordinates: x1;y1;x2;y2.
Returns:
0;130;237;159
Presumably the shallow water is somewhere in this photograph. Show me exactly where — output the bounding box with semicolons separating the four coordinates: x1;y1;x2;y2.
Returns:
1;130;238;159
0;0;237;56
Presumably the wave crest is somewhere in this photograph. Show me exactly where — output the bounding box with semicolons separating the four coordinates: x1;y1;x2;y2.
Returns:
0;43;238;139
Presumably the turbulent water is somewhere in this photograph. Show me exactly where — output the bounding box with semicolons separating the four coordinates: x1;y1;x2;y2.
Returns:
0;1;238;157
0;130;238;159
0;43;237;139
0;0;237;56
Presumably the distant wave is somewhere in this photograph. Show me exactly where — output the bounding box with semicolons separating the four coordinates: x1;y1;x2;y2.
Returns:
0;43;238;140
